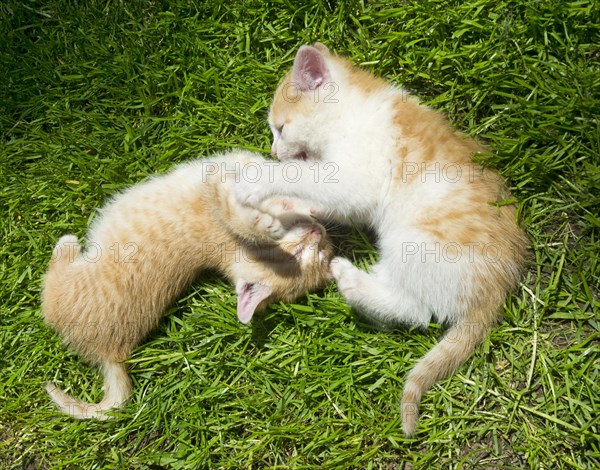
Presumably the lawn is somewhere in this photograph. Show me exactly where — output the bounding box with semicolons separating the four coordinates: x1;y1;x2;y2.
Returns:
1;0;598;468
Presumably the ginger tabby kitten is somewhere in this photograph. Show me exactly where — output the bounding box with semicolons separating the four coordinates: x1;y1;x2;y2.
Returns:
43;150;333;420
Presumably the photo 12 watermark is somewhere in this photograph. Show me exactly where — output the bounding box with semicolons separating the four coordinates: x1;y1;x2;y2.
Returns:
201;160;339;184
400;241;516;264
52;241;139;264
281;81;340;104
398;161;504;184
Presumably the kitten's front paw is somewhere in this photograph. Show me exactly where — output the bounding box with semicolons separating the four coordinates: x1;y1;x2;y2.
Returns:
330;256;363;301
235;179;268;208
252;210;286;240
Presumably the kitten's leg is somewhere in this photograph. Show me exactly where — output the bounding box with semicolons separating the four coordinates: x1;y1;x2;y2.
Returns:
257;193;352;226
259;195;350;224
330;257;430;327
235;161;379;224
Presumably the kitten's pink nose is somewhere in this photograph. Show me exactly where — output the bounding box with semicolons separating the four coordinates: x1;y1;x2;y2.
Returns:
310;225;322;240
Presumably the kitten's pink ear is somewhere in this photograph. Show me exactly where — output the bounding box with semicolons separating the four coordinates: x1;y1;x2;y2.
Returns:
293;45;331;91
236;280;273;324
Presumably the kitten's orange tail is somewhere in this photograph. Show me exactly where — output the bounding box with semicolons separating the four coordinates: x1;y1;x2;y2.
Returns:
401;317;493;436
45;361;132;420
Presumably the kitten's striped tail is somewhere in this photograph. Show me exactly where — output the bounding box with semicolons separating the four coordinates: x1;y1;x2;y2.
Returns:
401;318;493;436
45;361;132;420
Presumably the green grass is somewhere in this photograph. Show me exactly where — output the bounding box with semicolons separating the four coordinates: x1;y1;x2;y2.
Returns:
1;0;598;468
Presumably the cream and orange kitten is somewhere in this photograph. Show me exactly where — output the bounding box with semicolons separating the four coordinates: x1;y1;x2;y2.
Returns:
42;150;333;420
237;44;528;435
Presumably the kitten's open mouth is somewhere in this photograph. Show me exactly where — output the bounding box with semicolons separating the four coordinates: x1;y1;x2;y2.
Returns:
288;226;323;261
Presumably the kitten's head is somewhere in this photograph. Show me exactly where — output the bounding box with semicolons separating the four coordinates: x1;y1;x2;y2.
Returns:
235;219;333;324
268;43;384;161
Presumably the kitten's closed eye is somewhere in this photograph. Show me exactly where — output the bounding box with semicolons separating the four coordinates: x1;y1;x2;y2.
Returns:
275;125;284;136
